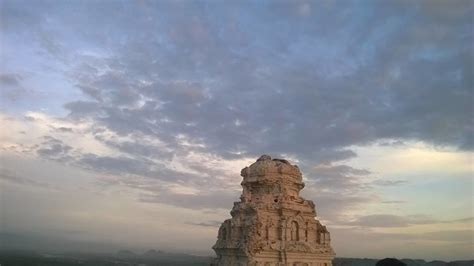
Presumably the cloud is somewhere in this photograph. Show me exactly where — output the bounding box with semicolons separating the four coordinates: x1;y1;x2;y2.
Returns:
24;0;466;165
78;154;155;177
0;73;22;86
54;126;74;133
93;133;174;161
341;214;474;228
381;200;407;204
0;168;52;189
345;214;435;227
36;136;73;161
2;0;471;207
185;220;222;228
449;217;474;223
306;164;373;193
140;189;240;210
304;192;376;223
378;229;474;243
0;73;28;102
372;179;408;186
417;230;473;243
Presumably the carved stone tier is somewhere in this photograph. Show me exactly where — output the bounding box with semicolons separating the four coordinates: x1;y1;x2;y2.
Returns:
212;155;335;266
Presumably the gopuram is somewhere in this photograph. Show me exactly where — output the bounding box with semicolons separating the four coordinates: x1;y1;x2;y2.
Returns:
212;155;335;266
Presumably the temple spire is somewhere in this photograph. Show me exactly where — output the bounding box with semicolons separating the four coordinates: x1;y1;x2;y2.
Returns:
212;155;335;265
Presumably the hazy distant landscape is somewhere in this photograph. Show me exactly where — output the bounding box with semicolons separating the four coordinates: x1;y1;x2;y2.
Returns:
0;250;211;266
0;250;472;266
332;258;474;266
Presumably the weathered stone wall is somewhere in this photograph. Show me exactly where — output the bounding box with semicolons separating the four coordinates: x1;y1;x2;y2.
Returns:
212;155;335;266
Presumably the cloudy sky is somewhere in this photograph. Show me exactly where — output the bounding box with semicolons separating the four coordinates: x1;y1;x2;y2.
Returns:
0;0;473;261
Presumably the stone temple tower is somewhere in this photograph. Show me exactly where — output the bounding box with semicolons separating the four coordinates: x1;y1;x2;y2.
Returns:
212;155;335;266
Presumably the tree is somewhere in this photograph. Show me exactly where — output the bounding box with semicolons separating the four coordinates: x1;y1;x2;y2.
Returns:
376;258;406;266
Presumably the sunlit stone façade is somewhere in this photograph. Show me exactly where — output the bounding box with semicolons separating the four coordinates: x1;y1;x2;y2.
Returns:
212;155;335;266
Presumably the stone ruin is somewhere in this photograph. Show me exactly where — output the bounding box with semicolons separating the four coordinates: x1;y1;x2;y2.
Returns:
212;155;335;266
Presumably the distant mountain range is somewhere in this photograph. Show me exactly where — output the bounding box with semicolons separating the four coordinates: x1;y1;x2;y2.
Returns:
116;249;211;264
0;249;472;266
334;258;474;266
0;249;212;266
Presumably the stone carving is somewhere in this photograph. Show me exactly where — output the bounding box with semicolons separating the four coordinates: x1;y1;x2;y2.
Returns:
212;155;335;266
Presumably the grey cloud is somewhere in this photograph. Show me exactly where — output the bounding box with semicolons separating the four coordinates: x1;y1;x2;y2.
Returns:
77;153;215;187
140;189;240;210
346;214;433;228
76;84;102;101
85;71;141;106
93;135;174;161
301;190;376;223
0;73;22;86
186;220;222;228
36;136;73;161
381;200;407;204
394;229;474;243
449;217;474;223
306;164;373;193
78;154;150;176
56;127;73;133
2;0;472;224
46;0;470;163
34;135;192;184
24;115;36;121
332;227;474;244
311;164;371;176
378;140;406;147
372;179;408;186
49;125;74;133
418;230;473;243
64;101;101;116
0;73;27;102
0;168;51;188
341;214;474;228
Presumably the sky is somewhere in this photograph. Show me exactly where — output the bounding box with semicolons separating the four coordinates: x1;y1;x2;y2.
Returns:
0;0;473;261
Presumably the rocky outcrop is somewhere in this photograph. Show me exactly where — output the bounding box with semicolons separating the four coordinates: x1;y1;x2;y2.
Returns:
212;155;335;266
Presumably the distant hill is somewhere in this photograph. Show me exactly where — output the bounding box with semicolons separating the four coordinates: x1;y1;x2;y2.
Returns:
116;249;137;258
142;249;165;258
334;258;474;266
0;249;212;266
0;251;472;266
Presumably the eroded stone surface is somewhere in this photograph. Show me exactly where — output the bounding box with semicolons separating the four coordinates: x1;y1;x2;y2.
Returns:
212;155;335;266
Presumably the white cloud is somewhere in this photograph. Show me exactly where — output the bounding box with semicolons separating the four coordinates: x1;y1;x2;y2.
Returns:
349;141;472;177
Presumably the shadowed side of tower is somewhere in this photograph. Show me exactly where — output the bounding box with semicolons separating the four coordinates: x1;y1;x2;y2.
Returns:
212;155;335;266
